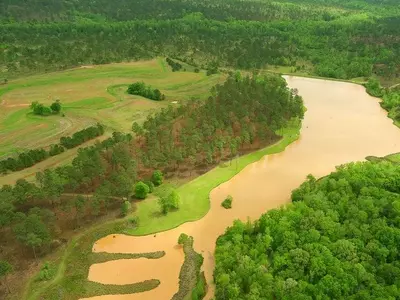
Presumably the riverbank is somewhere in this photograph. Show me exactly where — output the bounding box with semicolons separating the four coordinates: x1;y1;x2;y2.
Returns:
22;75;400;300
21;118;301;300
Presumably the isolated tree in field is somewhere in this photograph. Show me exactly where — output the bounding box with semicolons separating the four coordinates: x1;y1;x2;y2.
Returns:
0;260;13;293
50;100;62;113
120;201;131;217
134;181;150;199
151;170;163;186
158;189;180;215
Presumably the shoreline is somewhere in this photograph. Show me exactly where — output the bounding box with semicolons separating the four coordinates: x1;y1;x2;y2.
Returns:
22;119;302;300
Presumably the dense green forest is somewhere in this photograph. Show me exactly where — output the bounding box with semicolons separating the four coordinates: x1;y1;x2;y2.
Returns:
214;160;400;299
0;0;399;80
0;74;303;283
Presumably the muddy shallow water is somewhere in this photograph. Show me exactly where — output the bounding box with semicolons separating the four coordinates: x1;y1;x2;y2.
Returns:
82;76;400;300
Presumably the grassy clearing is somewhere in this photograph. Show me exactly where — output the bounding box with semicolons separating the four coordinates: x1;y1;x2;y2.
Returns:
23;118;301;300
64;97;113;110
0;58;223;173
126;118;301;236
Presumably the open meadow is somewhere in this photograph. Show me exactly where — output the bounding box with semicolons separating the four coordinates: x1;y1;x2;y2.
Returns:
0;58;224;184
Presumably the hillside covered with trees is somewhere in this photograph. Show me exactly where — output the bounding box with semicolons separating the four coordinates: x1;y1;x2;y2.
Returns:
0;74;303;292
1;0;399;80
214;160;400;299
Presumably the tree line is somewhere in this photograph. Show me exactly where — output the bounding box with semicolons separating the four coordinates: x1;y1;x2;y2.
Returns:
127;82;165;101
0;74;303;274
0;1;399;80
3;0;383;23
0;123;104;174
215;160;400;299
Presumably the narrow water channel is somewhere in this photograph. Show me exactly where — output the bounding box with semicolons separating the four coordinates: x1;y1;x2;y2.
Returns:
81;76;400;300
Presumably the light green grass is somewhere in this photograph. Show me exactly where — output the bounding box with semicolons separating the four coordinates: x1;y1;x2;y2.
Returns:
0;58;221;172
126;118;301;235
64;97;113;110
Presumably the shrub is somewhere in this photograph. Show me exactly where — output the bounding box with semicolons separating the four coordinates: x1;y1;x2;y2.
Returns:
128;216;139;227
221;195;232;209
36;262;56;281
144;180;155;193
120;201;132;217
134;181;150;199
178;233;189;245
158;189;180;215
50;100;62;113
365;77;384;97
151;170;163;186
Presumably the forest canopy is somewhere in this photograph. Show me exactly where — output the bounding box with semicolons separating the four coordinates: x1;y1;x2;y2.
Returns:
0;0;399;80
215;160;400;299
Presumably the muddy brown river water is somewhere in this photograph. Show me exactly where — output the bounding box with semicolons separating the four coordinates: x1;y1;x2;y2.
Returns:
81;76;400;300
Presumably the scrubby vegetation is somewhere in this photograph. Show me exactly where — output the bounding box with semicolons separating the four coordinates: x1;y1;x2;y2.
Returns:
134;181;150;199
215;160;400;299
221;195;233;209
173;234;206;300
127;82;165;101
0;124;104;174
166;57;183;72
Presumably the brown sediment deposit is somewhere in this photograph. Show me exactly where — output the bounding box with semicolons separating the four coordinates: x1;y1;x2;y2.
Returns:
83;76;400;300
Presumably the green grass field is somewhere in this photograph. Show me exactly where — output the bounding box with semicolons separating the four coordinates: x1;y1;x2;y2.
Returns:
0;58;224;160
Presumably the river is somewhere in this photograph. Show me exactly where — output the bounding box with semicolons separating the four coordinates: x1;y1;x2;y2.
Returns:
81;76;400;300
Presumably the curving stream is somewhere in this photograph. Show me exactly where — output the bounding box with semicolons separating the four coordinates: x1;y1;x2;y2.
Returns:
81;76;400;300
